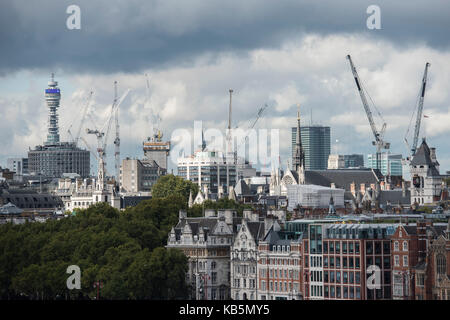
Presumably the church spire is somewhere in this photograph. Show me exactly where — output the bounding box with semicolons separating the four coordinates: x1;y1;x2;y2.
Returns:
292;103;305;183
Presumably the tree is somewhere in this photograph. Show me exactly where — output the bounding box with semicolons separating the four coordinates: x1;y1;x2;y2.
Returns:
151;174;198;202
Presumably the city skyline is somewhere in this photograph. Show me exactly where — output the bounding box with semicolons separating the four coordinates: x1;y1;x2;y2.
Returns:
1;1;450;175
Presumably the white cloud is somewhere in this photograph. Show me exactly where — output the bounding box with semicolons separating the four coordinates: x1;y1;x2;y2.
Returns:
1;33;450;172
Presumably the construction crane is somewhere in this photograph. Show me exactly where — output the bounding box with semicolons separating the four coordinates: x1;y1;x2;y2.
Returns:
145;74;163;142
346;54;390;171
233;103;269;164
67;91;93;146
113;81;120;183
405;62;430;157
86;85;129;191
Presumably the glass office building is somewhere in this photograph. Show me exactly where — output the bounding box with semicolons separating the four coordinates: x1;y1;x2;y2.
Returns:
291;126;331;170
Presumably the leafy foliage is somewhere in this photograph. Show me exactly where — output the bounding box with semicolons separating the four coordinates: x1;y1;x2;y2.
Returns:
151;174;198;202
0;200;189;300
188;198;251;217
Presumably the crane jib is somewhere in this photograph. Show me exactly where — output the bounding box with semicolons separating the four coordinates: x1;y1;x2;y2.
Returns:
354;77;361;91
421;82;426;97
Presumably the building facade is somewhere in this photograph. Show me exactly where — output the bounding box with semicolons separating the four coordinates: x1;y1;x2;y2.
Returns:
409;139;443;205
304;223;394;300
328;154;364;169
28;142;90;178
6;158;29;176
167;209;236;300
143;137;170;170
119;158;165;193
367;152;403;177
231;212;266;300
257;229;303;300
177;150;237;195
291;126;330;170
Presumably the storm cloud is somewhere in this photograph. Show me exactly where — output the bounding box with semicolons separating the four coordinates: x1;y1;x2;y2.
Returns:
1;0;450;75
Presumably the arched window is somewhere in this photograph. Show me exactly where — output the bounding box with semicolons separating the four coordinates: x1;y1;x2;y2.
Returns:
437;254;446;275
403;241;408;251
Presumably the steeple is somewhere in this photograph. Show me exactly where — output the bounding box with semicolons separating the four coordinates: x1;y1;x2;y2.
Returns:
292;103;305;183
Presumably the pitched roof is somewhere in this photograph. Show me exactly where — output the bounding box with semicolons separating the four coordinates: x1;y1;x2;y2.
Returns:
235;179;251;196
411;139;434;166
305;168;382;191
247;221;266;242
378;190;411;206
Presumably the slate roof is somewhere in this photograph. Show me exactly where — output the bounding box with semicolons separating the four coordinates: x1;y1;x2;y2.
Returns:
411;139;434;166
403;225;418;235
410;139;440;176
263;227;292;246
175;217;218;236
378;190;411;206
246;221;266;242
0;189;64;209
235;179;252;196
0;202;23;215
305;168;382;191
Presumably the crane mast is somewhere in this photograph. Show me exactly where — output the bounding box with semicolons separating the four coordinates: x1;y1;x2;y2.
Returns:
346;55;390;171
86;85;129;191
411;62;430;156
113;81;120;184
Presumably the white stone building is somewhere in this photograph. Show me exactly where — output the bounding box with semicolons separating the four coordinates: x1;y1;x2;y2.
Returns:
409;139;443;205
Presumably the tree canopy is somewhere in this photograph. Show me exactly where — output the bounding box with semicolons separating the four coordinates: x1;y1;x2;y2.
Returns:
0;199;189;300
151;174;198;202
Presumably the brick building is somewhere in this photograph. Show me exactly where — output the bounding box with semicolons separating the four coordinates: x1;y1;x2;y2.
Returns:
257;227;304;300
303;223;395;300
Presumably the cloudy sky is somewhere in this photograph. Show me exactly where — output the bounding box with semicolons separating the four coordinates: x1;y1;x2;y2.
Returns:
1;0;450;175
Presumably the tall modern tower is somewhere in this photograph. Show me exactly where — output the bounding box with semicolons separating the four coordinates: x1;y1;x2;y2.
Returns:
45;73;61;145
28;75;90;178
291;125;330;170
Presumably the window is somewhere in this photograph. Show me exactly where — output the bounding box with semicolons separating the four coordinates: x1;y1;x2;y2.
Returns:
394;241;399;251
375;242;381;254
383;242;390;254
355;258;360;269
403;255;408;267
355;272;360;284
349;242;354;254
366;242;373;254
437;254;446;275
394;255;400;267
324;242;328;253
330;257;334;267
343;242;347;254
403;241;408;252
343;257;347;268
336;257;340;268
330;271;335;283
416;274;425;287
355;242;360;254
349;272;354;284
336;242;340;254
336;271;341;283
329;242;334;253
384;257;390;269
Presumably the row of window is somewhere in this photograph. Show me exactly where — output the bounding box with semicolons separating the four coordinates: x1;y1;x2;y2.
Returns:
260;281;299;293
260;268;300;280
393;241;408;252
